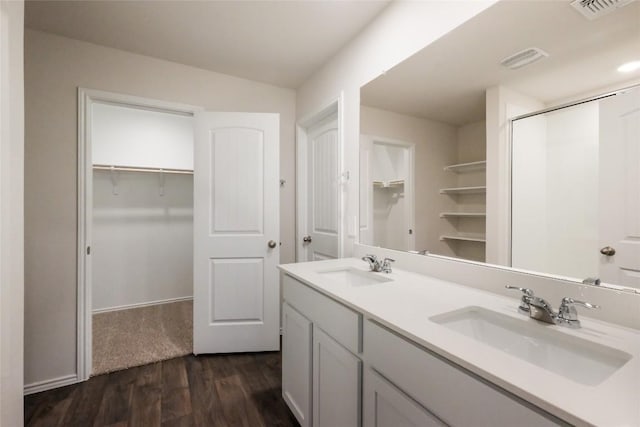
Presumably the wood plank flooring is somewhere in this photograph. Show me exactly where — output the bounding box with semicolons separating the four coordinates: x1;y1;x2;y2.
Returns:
25;352;299;427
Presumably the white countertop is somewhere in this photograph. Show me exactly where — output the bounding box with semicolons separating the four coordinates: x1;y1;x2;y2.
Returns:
279;258;640;427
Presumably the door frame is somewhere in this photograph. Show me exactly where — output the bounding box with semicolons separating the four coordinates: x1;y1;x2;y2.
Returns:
77;88;200;381
295;94;345;262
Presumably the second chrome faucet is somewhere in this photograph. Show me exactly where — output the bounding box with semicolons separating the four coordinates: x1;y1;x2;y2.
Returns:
362;254;395;273
505;285;600;328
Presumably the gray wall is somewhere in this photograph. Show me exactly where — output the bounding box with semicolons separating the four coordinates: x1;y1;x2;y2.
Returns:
24;29;296;386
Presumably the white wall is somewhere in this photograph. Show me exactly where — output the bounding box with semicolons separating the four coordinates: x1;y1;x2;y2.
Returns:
0;0;24;424
297;0;497;257
92;172;193;311
512;102;599;280
91;104;195;311
92;102;194;170
485;86;544;265
24;29;296;389
511;114;548;269
360;105;457;256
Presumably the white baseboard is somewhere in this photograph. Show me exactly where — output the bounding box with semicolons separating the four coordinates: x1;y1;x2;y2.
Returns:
92;296;193;314
24;374;79;395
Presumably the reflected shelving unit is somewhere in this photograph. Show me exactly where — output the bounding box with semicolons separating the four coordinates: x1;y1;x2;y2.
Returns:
440;159;487;261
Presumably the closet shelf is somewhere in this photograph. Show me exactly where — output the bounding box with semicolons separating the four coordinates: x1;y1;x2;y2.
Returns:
439;186;486;195
440;234;486;243
440;212;486;218
373;179;404;188
444;160;486;173
93;164;194;175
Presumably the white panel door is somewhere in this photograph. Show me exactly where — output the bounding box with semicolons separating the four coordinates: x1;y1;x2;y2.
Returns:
305;116;340;261
363;368;445;427
282;303;313;427
313;325;361;427
599;89;640;288
193;112;279;354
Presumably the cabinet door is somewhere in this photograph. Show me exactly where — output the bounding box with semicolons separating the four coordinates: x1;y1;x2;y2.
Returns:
363;368;446;427
313;326;361;427
282;303;313;427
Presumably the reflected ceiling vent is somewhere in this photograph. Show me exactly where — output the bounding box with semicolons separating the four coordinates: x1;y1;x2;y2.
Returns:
500;47;549;70
570;0;636;20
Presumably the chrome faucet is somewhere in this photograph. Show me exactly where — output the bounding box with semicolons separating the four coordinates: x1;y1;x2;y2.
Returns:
362;254;395;273
505;285;600;328
528;295;558;324
557;297;600;328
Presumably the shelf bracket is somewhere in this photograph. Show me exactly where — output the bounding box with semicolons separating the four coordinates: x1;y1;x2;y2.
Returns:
159;169;165;196
109;166;119;195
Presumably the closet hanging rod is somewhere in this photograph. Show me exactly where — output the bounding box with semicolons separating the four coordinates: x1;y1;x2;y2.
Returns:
92;164;194;175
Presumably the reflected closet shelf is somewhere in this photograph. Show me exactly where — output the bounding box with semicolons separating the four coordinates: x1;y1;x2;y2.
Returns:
440;234;486;243
373;179;404;188
439;186;486;195
93;164;194;175
440;212;486;218
443;160;486;173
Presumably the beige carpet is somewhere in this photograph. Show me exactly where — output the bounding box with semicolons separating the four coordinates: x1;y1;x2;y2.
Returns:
92;300;193;376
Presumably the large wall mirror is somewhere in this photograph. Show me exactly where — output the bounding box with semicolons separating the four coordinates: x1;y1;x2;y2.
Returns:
359;0;640;291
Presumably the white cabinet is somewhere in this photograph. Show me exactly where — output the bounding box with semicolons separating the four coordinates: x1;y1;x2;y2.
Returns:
363;368;445;427
282;302;312;427
282;275;362;427
313;326;361;427
281;273;564;427
364;320;564;427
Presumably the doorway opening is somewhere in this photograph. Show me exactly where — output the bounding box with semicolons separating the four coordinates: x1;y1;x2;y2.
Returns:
78;89;199;379
359;135;415;252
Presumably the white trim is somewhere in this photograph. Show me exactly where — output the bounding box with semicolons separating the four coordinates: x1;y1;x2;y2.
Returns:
77;88;201;382
24;374;79;396
295;93;345;262
92;296;194;314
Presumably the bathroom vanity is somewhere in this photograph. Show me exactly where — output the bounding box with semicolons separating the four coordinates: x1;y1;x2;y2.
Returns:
279;257;640;427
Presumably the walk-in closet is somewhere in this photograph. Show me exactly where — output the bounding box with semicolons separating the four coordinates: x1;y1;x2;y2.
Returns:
90;101;194;375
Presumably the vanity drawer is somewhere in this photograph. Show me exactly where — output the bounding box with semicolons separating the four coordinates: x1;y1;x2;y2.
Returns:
363;320;565;427
283;274;361;354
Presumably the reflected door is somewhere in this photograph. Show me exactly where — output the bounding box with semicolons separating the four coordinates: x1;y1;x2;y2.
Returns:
193;112;280;353
305;116;340;261
599;88;640;288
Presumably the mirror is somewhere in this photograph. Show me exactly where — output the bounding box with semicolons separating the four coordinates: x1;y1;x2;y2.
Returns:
359;0;640;290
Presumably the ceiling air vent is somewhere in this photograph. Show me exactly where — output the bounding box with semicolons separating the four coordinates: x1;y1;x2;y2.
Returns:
570;0;636;20
500;48;549;70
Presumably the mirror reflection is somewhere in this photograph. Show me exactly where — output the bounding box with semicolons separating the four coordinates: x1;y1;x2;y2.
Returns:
359;0;640;289
512;88;640;288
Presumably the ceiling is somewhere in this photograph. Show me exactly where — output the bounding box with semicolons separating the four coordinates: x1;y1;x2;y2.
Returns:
25;0;390;89
361;0;640;126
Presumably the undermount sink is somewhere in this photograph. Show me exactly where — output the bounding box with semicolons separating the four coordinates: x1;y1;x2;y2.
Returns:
318;267;393;287
430;306;631;386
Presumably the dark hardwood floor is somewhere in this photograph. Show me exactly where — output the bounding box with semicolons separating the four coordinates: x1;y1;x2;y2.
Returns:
25;352;299;427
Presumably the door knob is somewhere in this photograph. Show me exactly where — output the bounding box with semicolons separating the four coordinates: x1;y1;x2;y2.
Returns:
268;240;277;249
302;236;312;243
600;246;616;256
